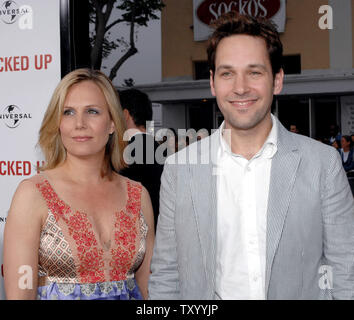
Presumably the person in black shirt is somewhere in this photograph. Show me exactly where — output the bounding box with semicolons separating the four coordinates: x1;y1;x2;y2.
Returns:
119;88;164;231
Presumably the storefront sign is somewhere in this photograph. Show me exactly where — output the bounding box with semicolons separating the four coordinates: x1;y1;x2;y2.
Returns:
193;0;286;41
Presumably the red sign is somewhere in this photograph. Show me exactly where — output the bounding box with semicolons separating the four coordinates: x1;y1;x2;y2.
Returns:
197;0;281;25
0;161;32;176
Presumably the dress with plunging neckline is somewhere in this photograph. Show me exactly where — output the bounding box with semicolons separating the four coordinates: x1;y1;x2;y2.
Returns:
39;173;128;252
34;174;148;300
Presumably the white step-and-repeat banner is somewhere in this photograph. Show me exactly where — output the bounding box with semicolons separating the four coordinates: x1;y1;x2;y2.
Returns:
0;0;61;299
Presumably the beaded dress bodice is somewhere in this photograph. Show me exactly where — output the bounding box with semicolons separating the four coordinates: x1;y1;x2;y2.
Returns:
35;176;147;300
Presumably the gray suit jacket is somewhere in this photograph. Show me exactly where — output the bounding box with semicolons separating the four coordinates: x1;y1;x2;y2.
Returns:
149;117;354;300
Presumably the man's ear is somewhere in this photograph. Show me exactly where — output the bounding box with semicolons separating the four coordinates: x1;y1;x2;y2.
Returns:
210;70;216;97
123;108;130;122
273;68;284;95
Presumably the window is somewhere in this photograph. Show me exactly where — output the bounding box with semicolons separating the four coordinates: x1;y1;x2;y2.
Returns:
312;96;339;141
282;54;301;74
194;61;209;80
277;96;310;136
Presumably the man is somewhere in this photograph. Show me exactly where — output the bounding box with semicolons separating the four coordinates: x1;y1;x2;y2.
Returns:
290;124;299;134
148;13;354;299
328;124;341;145
119;88;163;230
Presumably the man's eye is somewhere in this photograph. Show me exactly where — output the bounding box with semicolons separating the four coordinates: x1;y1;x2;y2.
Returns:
250;71;262;76
221;72;231;77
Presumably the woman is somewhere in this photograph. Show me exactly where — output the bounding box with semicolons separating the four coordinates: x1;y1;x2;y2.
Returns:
340;135;354;172
3;69;155;300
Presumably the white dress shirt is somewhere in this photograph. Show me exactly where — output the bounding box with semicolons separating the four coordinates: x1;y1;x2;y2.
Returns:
215;115;278;300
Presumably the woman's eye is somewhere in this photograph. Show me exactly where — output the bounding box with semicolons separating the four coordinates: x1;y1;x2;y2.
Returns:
63;109;74;115
87;109;99;114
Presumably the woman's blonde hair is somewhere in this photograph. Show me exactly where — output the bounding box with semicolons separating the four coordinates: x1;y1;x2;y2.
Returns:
38;68;127;178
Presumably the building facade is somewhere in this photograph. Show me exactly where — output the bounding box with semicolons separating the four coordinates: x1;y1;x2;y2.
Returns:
138;0;354;140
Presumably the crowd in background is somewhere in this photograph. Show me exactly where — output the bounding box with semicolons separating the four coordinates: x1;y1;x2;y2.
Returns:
307;124;354;174
160;122;354;197
324;125;354;174
159;123;354;175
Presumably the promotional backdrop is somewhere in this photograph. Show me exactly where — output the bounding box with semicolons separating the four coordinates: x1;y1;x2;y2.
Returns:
0;0;61;299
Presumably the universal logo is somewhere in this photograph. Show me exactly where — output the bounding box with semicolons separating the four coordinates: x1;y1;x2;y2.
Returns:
1;105;32;128
0;0;32;29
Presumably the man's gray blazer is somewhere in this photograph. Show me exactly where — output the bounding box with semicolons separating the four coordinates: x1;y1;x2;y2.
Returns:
149;117;354;299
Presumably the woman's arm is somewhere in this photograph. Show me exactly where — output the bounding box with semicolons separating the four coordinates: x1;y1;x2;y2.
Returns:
135;186;155;300
3;180;45;300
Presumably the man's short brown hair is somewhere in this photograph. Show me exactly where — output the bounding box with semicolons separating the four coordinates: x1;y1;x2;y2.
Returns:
207;12;283;77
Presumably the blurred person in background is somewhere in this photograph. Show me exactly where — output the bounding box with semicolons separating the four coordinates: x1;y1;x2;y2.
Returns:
340;135;354;172
331;139;341;153
289;124;299;134
119;88;164;231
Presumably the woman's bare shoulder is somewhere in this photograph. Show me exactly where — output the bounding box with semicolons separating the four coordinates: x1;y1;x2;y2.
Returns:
114;172;133;183
9;174;48;221
14;174;43;196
